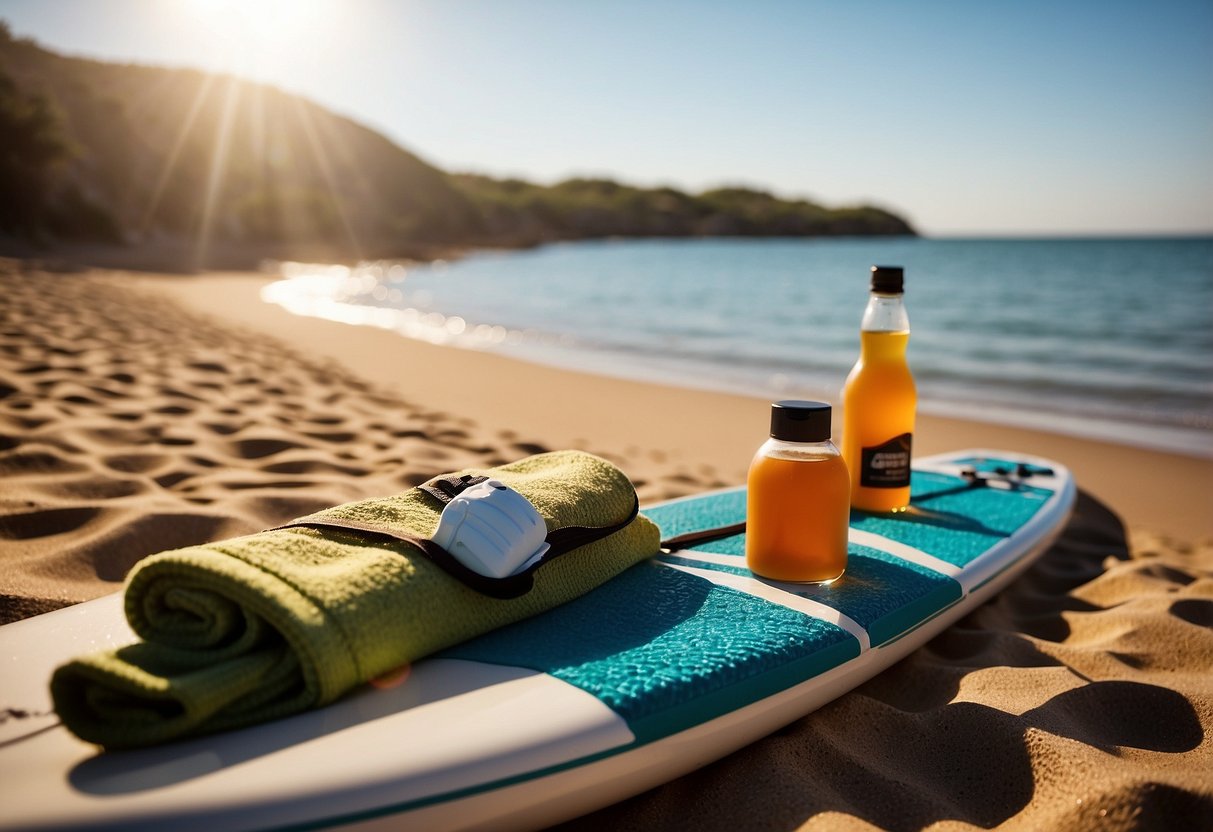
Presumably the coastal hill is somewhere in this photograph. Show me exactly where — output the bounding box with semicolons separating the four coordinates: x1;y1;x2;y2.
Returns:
0;23;915;267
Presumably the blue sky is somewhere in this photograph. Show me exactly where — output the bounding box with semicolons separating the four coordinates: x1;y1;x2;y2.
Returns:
2;0;1210;235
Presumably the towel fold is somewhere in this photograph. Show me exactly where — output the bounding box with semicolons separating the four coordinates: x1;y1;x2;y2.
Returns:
51;450;660;749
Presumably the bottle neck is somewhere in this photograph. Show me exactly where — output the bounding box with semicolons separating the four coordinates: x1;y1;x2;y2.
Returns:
759;437;840;461
861;292;909;333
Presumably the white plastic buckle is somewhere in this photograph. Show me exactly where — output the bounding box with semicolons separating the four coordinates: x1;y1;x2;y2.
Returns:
431;479;550;579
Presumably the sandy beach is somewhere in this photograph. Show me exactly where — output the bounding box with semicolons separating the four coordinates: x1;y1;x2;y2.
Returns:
2;259;1211;828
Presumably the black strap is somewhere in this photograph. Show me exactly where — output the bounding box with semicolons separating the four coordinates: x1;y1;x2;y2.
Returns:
659;520;746;552
269;492;641;600
418;474;490;505
959;464;1052;490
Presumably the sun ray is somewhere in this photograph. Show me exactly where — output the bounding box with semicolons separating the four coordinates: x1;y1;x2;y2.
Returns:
138;71;218;238
106;68;180;220
250;80;266;182
310;103;372;211
193;74;243;270
291;96;363;259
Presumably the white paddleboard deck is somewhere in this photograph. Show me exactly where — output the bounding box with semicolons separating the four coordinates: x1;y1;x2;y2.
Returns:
0;449;1075;831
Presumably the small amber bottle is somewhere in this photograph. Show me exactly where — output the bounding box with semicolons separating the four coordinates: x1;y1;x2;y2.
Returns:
746;400;850;583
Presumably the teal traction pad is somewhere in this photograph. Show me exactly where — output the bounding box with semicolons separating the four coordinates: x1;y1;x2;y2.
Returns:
659;546;962;648
852;469;1053;568
445;462;1052;744
442;562;859;744
647;466;1054;570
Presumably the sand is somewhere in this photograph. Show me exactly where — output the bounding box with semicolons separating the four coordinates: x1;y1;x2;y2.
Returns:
1;259;1211;828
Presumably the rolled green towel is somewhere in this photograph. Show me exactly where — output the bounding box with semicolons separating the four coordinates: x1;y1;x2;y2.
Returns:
51;450;659;750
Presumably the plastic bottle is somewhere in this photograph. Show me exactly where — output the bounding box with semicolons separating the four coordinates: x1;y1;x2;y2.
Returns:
841;265;917;512
746;400;850;583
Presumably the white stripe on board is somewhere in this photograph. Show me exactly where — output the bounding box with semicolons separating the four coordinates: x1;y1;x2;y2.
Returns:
846;529;962;579
667;533;962;585
663;550;747;570
660;561;872;652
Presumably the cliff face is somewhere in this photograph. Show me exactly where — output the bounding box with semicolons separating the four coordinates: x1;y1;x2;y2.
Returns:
0;24;915;264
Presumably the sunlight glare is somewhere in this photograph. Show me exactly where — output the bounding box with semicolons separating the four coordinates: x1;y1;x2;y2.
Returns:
176;0;337;73
182;0;329;40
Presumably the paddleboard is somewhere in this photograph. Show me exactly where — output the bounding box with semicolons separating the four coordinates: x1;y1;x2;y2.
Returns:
0;449;1074;831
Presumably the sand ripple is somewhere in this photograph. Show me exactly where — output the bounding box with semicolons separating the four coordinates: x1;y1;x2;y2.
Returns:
0;262;722;621
0;265;532;618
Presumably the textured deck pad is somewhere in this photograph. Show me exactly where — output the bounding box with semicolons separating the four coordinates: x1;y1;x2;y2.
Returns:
645;464;1055;571
851;469;1054;568
644;460;1055;646
646;487;747;541
443;562;860;744
449;462;1056;745
661;546;962;647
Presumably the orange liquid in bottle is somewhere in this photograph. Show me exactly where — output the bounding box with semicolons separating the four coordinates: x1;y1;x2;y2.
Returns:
745;453;850;582
842;330;916;512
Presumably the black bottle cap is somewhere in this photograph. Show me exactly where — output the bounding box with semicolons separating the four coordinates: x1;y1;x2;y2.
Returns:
871;265;904;294
769;400;832;442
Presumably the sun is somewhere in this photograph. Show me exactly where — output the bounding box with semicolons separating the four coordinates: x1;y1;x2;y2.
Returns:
178;0;334;52
172;0;342;78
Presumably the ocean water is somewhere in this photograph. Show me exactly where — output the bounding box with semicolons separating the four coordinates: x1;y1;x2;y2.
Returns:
262;237;1213;457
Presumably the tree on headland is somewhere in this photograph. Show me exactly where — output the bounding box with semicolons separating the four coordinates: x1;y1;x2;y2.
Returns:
0;22;123;243
0;61;71;236
454;176;915;240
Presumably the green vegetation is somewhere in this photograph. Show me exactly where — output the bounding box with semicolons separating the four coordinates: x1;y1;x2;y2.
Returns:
0;62;76;236
456;176;912;239
0;22;914;262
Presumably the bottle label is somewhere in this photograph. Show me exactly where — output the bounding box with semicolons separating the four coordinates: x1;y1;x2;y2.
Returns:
860;433;912;488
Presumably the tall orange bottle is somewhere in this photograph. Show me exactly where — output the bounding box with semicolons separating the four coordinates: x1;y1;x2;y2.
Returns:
842;266;916;512
746;400;850;583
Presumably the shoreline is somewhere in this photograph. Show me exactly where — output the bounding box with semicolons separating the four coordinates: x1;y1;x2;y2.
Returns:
368;332;1213;461
256;245;1213;464
138;269;1212;543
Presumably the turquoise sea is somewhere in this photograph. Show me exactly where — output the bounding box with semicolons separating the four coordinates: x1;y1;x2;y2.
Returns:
263;237;1213;457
